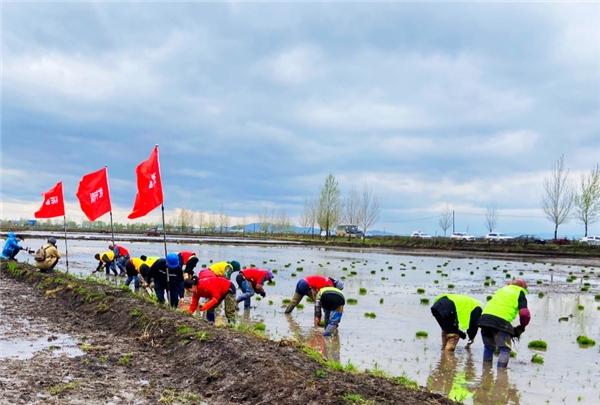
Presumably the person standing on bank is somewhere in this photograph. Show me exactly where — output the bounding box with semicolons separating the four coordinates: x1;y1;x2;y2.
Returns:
34;237;62;273
478;279;530;368
431;294;483;351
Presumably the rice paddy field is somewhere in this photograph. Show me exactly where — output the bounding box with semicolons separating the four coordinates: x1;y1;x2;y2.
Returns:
20;237;600;405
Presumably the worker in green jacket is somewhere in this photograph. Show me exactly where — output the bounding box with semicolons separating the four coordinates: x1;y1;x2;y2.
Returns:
478;279;530;368
431;294;483;351
314;287;345;337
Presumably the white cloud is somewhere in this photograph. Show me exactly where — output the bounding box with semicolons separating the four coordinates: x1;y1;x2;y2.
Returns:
268;45;324;84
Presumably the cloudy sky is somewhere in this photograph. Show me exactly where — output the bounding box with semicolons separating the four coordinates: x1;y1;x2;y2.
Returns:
1;2;599;237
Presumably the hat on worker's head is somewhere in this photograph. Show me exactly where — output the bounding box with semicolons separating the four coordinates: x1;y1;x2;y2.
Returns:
228;260;241;273
330;278;344;291
47;237;57;246
166;253;180;269
15;234;24;241
265;270;274;280
510;278;527;291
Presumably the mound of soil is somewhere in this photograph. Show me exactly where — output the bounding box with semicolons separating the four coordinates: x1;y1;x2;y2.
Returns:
0;261;458;405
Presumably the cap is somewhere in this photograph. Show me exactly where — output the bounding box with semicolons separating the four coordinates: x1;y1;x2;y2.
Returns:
228;260;241;273
511;278;528;290
47;237;57;245
166;253;179;268
332;279;344;290
265;270;274;280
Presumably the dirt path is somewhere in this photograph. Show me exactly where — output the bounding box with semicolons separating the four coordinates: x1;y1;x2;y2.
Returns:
0;261;457;405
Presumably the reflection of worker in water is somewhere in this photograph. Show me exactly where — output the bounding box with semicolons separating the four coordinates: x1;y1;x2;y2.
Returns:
473;364;520;405
427;351;474;402
478;279;530;368
431;294;482;351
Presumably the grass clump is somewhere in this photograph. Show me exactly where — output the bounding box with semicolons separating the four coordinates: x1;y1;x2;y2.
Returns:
528;340;548;350
254;323;266;331
415;330;428;338
119;353;133;366
576;335;596;346
47;382;79;396
531;353;544;364
176;324;194;335
130;308;142;317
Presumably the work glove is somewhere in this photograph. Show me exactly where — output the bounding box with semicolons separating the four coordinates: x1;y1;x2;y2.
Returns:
259;291;266;298
514;325;525;339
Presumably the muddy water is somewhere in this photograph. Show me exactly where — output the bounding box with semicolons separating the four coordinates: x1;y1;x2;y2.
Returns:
18;237;600;405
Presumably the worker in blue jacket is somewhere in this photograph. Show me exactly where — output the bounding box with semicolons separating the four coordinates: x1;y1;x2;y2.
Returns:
1;233;26;260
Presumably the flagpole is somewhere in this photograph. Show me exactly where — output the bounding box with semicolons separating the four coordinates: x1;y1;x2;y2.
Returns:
106;165;117;279
157;144;171;307
63;215;69;274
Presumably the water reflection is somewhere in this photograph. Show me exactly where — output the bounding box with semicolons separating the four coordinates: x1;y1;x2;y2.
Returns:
473;365;520;405
285;315;340;363
428;351;520;405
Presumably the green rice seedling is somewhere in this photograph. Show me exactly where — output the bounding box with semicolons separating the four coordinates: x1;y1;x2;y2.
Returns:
417;288;425;294
538;292;545;298
436;270;442;273
491;280;496;285
415;331;428;338
485;276;491;280
411;266;417;270
306;297;314;303
470;271;474;275
434;280;439;284
347;298;358;304
342;267;348;271
578;305;584;310
359;288;367;295
388;266;393;269
272;269;278;274
297;303;304;310
268;300;273;305
420;298;430;305
533;269;539;273
296;267;303;272
425;271;430;274
370;270;376;274
581;287;589;292
381;277;387;280
519;271;524;275
341;276;346;280
379;298;384;304
350;271;357;276
576;336;595;346
255;296;262;301
595;294;600;301
505;274;511;278
528;340;548;350
363;312;376;319
486;296;492;301
291;273;297;277
401;273;405;277
531;354;544;364
448;284;455;289
282;298;292;304
250;263;255;267
537;280;542;284
484;281;490;286
263;261;267;264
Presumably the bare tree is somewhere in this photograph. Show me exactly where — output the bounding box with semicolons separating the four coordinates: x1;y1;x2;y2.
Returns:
205;213;217;234
317;173;342;240
177;208;194;233
195;211;205;234
484;204;498;233
541;155;574;239
258;208;271;234
240;216;248;235
299;198;312;237
573;164;600;237
358;182;380;241
344;185;360;241
439;204;452;236
218;204;230;234
308;196;318;238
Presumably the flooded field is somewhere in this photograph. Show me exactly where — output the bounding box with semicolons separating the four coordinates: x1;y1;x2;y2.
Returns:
16;237;600;405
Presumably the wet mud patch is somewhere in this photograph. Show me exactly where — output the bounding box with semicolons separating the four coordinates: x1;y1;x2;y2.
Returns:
0;261;457;405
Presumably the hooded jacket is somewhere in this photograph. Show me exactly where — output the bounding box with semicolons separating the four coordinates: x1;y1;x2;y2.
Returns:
34;242;61;270
1;233;23;259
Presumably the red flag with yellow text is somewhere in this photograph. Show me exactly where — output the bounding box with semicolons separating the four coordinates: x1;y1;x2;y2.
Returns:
34;182;65;218
76;167;112;222
128;146;163;219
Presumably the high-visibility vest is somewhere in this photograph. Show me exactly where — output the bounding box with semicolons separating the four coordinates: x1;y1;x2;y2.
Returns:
434;294;482;330
482;285;526;322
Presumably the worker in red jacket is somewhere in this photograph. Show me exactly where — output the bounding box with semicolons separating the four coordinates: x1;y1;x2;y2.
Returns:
109;244;130;276
184;275;236;323
178;251;199;278
285;275;344;314
235;268;274;309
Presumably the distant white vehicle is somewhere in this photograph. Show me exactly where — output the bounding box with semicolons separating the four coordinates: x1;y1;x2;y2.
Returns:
450;232;475;242
579;235;600;246
485;232;513;242
410;231;433;239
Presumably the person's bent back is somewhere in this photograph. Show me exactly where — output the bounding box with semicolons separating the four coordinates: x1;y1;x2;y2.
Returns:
35;237;61;273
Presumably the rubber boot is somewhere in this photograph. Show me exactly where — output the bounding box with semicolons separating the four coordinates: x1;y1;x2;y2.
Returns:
324;323;336;336
483;346;494;363
445;334;460;351
441;330;448;349
284;292;303;314
206;313;216;323
497;348;510;368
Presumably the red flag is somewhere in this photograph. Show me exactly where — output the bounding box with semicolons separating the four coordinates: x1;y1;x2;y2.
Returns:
128;146;163;219
34;182;65;218
76;167;112;222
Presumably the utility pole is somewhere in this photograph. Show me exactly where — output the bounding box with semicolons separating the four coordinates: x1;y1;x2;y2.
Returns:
452;210;455;233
